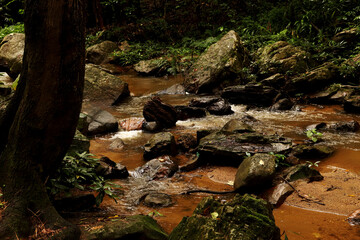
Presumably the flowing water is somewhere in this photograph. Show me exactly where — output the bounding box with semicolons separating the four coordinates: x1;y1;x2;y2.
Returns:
88;70;360;239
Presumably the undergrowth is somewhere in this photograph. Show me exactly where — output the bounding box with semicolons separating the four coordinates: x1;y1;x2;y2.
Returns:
47;152;120;206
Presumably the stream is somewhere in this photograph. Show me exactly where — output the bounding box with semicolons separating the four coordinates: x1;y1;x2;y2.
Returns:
85;69;360;240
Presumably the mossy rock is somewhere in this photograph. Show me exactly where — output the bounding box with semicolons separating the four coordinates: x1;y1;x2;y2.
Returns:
84;215;168;240
169;194;280;240
283;164;323;182
292;144;334;159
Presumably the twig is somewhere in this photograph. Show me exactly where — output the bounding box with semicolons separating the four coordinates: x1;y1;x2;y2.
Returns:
281;177;325;206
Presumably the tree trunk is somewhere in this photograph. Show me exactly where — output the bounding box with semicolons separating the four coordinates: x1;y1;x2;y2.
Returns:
0;0;85;239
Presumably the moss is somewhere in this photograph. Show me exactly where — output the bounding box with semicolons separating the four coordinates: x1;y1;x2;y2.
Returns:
169;194;280;240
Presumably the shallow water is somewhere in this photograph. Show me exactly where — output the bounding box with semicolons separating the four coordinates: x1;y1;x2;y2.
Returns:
89;71;360;239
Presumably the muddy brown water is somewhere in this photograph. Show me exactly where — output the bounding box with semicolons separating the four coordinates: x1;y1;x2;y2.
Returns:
87;71;360;239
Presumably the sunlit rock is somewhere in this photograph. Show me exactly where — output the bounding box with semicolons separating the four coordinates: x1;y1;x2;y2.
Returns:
257;41;311;76
134;58;170;76
183;30;250;94
0;33;24;78
84;64;130;105
234;153;276;191
86;40;118;64
143;132;177;160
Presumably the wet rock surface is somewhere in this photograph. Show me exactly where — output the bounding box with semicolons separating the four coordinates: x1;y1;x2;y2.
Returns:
234;153;277;191
83;108;119;136
96;157;129;179
267;182;294;207
197;130;292;166
183;30;250;93
175;106;207;120
143;96;178;128
169;194;280;240
291;144;334;159
221;84;278;106
143;192;173;208
189;97;233;115
134;156;178;180
282;164;324;182
143;132;177;160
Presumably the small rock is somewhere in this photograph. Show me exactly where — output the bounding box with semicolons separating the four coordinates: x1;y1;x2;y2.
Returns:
134;156;178;180
156;84;186;95
234;153;277;191
143;97;177;128
84;108;118;136
283;164;323;182
269;98;294;111
327;120;359;132
108;138;125;151
175;106;207;120
292;144;334;159
221;119;254;133
143;132;177;160
189;97;233;115
119;117;145;131
134;58;169;76
221;84;278;106
143;192;173;208
268;182;294;207
347;209;360;226
96;157;129;179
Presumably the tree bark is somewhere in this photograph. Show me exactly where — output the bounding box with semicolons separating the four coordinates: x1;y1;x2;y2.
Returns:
0;0;86;239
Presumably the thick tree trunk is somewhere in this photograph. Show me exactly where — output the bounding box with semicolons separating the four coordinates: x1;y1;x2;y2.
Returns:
0;0;85;239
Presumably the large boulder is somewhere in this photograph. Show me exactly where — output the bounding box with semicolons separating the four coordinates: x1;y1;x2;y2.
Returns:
84;64;130;105
221;84;278;106
143;97;177;128
183;30;250;93
169;194;280;240
86;41;118;64
143;132;177;160
257;41;311;76
289;62;338;94
134;58;170;76
84;215;168;240
82;108;118;136
234;153;276;191
197;131;292;166
0;33;25;78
